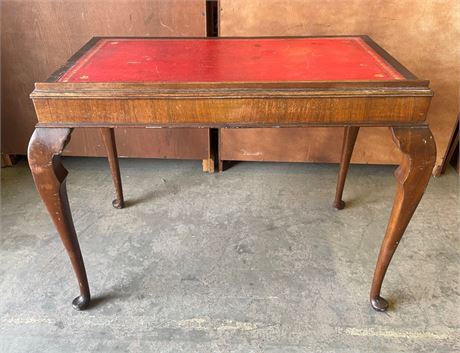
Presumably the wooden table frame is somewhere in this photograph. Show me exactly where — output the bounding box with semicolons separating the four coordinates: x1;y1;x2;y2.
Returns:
28;36;436;312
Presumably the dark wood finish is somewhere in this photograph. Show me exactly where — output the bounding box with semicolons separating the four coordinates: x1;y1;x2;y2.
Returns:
100;128;124;209
370;126;436;311
31;94;431;126
28;36;437;312
333;127;360;209
1;0;209;164
27;128;90;310
219;0;459;170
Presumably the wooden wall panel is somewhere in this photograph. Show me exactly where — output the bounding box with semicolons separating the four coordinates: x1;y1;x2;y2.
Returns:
65;128;210;160
219;0;460;171
220;127;398;164
1;0;209;160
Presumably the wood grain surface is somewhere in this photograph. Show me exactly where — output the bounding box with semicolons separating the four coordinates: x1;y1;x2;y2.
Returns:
219;0;460;171
31;95;431;125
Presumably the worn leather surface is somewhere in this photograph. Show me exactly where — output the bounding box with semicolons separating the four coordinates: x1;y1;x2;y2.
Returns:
59;37;403;82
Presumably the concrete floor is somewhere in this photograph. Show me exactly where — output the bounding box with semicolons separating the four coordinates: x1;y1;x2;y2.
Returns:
1;157;459;352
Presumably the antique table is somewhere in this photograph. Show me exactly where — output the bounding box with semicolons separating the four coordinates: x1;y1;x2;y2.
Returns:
29;36;436;312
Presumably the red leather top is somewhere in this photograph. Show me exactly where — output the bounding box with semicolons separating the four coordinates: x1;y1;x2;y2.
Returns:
58;37;404;83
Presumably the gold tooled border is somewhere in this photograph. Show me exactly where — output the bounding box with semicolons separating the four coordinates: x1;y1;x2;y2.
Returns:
354;37;403;80
58;37;404;82
59;39;108;82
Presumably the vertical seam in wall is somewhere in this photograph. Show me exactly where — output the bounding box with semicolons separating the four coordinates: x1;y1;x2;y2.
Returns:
206;0;219;37
206;0;219;171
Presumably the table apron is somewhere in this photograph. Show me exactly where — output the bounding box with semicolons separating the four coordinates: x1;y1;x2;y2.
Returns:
32;96;430;126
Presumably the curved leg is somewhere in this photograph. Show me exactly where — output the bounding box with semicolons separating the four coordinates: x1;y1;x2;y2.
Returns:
370;126;436;311
28;128;90;310
100;128;124;209
333;126;360;209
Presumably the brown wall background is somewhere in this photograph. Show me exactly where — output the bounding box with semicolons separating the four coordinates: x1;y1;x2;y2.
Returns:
1;0;210;161
219;0;460;171
2;0;458;171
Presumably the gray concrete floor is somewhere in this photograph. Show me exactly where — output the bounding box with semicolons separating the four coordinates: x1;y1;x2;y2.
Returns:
1;157;459;353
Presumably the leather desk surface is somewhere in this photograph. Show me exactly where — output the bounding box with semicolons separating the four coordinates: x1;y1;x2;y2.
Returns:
30;36;431;126
57;37;404;83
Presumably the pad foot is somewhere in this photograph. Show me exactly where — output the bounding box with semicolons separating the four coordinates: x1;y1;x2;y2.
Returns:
72;295;90;310
112;199;124;209
332;199;345;210
370;296;389;312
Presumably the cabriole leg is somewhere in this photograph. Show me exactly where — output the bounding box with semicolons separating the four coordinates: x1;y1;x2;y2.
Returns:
100;128;124;209
28;128;91;310
370;126;436;311
333;126;360;209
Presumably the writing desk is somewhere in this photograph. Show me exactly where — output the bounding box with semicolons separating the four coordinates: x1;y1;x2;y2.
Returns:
28;36;436;312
